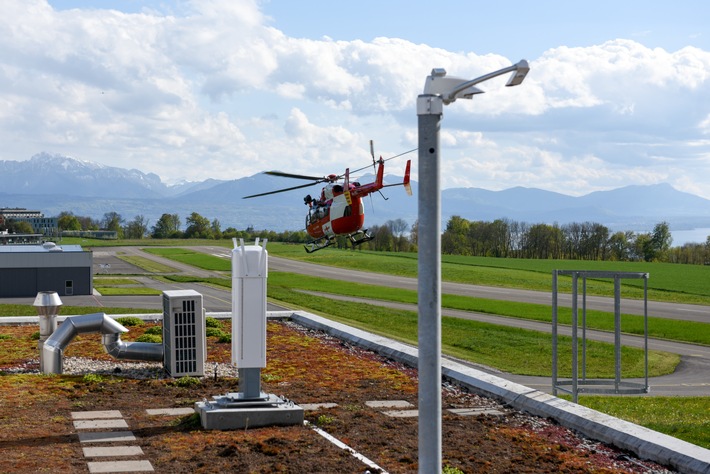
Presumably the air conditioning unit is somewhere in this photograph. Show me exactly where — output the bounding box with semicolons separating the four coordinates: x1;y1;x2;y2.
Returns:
162;290;206;377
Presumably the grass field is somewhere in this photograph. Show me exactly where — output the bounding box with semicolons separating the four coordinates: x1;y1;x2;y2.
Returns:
265;282;679;378
143;247;231;271
264;243;710;304
138;247;710;346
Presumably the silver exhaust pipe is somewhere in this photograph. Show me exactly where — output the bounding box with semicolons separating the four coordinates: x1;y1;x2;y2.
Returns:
102;332;164;361
41;313;163;374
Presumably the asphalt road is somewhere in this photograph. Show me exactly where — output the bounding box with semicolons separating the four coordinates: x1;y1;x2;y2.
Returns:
5;245;708;395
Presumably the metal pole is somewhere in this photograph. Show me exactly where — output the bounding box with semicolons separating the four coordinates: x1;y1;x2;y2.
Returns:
551;270;558;396
582;276;587;381
644;274;649;391
614;274;622;391
417;93;443;473
571;272;578;403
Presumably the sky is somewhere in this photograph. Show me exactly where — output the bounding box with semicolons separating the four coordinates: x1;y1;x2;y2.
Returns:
2;0;710;199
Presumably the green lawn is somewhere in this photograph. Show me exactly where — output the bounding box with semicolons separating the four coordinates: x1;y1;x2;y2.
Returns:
116;255;178;273
579;396;710;450
143;247;231;271
94;287;162;296
265;283;679;378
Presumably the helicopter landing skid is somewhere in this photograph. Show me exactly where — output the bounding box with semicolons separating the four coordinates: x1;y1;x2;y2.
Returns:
304;237;333;253
348;229;374;248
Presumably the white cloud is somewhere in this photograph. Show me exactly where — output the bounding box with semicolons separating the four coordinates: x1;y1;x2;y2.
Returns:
0;0;709;200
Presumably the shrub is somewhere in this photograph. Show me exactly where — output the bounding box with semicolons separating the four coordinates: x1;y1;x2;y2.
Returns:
115;316;143;327
83;373;105;384
205;317;222;328
205;327;227;338
172;376;201;387
135;334;162;343
144;326;162;335
316;414;333;426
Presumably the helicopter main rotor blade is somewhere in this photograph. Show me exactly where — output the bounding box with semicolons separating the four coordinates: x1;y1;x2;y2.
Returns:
242;180;322;199
349;147;418;176
264;170;326;181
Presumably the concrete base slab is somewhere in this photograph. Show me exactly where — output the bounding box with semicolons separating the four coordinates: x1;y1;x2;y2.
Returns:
195;394;304;430
145;408;194;416
87;460;153;473
72;410;123;420
365;400;414;409
78;431;136;443
83;446;144;457
74;419;129;430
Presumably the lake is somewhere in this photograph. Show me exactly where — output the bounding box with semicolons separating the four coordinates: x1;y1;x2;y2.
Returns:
671;228;710;246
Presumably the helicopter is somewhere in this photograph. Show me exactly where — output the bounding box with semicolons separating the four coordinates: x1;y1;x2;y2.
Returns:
243;142;413;253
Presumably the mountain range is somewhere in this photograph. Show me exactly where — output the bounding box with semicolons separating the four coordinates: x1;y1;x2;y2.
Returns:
2;153;710;234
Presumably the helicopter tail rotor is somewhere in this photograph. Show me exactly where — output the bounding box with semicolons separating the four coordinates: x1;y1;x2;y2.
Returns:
403;159;412;196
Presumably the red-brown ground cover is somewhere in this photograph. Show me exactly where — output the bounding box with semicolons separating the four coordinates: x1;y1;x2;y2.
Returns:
0;320;673;473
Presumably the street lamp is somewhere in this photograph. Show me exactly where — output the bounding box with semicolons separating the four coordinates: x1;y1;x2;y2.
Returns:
416;59;529;473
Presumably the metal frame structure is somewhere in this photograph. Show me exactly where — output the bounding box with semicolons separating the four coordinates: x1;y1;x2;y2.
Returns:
552;270;650;403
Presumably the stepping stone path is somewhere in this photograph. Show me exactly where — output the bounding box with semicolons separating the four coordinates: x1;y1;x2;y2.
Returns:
72;410;154;473
70;402;503;472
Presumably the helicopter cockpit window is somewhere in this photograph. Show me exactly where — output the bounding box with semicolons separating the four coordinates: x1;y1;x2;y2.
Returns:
308;203;330;224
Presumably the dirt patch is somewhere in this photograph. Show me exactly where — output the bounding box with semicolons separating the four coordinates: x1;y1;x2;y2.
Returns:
0;320;674;473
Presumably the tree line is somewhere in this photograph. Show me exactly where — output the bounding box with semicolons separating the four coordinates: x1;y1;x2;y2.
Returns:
56;211;311;242
439;216;710;264
54;211;710;264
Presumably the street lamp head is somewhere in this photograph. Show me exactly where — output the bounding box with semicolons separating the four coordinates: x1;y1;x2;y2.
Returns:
505;59;530;87
422;59;530;105
423;69;485;105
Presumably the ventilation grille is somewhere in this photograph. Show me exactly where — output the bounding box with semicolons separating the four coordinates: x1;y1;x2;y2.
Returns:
162;290;205;377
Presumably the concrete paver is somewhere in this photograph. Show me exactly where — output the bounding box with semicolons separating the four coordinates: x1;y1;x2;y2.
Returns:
365;400;414;409
78;431;137;443
82;446;144;457
74;419;129;430
72;410;123;420
87;460;154;473
382;410;419;418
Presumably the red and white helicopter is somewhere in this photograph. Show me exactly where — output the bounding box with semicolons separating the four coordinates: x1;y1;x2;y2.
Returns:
243;142;413;253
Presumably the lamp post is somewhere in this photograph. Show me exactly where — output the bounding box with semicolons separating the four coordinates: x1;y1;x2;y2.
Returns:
416;59;529;473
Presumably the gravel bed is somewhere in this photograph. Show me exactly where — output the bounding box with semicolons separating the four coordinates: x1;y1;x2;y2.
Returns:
5;357;238;380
